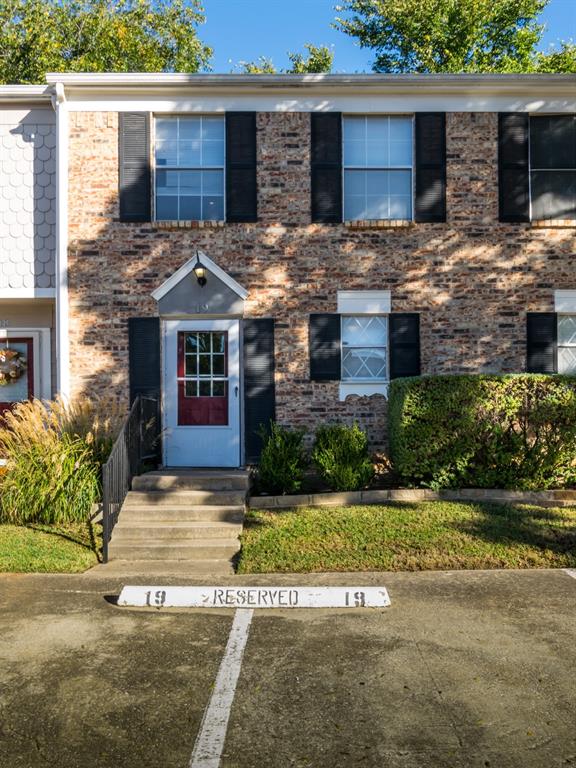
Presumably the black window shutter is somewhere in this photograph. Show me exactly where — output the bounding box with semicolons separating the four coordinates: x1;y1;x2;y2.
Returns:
119;112;151;223
226;112;257;223
128;317;161;404
244;318;275;463
415;113;446;223
390;314;421;379
527;312;557;373
309;314;341;380
311;113;342;223
498;113;530;223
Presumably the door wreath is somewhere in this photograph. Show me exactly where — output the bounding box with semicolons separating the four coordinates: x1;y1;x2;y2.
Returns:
0;347;27;386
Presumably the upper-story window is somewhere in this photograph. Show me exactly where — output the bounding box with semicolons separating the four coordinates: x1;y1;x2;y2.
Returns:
154;116;225;221
530;115;576;220
343;115;413;222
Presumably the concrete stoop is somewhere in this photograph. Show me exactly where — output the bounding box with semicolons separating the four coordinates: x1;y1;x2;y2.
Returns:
107;469;249;575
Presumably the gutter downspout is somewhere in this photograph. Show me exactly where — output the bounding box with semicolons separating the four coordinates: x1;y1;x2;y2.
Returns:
52;82;70;398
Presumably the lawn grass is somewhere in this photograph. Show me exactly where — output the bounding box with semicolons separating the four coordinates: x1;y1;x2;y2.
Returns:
238;501;576;573
0;522;100;573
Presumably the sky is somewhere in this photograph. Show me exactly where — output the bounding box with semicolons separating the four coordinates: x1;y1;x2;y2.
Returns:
200;0;576;73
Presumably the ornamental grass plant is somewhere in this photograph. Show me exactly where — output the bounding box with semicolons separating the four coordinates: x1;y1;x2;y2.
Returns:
0;396;124;525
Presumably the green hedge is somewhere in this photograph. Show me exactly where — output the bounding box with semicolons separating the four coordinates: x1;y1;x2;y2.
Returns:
388;374;576;490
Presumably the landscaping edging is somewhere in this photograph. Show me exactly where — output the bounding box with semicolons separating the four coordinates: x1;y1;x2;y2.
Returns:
249;488;576;509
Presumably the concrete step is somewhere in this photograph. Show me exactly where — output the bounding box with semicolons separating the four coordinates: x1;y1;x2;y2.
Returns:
118;505;245;523
124;490;247;507
133;471;250;492
108;539;241;561
112;521;243;541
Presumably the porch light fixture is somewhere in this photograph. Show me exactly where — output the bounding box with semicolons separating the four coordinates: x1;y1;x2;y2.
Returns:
193;252;207;287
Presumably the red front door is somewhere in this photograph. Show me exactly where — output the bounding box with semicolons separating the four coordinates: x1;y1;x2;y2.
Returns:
0;338;34;417
177;330;228;426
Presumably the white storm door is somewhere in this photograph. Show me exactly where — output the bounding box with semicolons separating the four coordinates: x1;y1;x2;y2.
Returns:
163;319;240;467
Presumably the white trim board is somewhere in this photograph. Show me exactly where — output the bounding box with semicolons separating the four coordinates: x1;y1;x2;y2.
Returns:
61;96;576;114
339;382;389;401
337;290;391;315
54;94;70;397
0;289;55;299
555;290;576;313
152;251;249;302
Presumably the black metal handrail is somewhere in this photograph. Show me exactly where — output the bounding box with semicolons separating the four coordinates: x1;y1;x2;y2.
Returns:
101;395;160;562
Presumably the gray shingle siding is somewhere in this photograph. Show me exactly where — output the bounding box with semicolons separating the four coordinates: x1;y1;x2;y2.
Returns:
0;108;56;292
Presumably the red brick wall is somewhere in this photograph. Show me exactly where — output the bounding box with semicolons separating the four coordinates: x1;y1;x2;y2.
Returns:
67;110;576;449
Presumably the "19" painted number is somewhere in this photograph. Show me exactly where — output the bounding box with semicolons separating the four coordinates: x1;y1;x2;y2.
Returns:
145;590;166;607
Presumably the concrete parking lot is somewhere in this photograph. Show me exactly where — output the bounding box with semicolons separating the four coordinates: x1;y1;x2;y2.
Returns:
1;569;575;768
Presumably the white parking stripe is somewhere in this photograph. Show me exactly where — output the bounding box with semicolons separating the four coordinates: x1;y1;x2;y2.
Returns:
564;569;576;580
189;608;254;768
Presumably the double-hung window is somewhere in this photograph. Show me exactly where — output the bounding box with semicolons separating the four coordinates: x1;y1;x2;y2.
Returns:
558;315;576;374
154;115;225;221
343;115;413;221
341;315;388;382
530;115;576;220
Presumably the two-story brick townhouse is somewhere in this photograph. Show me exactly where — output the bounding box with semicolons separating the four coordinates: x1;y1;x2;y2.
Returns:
41;73;576;467
0;86;56;414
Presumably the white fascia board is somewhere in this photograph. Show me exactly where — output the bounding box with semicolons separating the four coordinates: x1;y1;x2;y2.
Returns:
45;72;576;90
337;290;391;315
0;288;56;299
46;72;576;113
555;290;576;313
0;85;52;103
151;250;249;302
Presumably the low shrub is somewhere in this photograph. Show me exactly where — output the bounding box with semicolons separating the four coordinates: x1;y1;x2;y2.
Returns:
389;374;576;490
258;422;307;495
0;396;124;525
312;423;374;491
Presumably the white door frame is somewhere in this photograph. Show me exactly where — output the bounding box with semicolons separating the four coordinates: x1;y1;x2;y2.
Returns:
161;318;241;468
0;327;51;400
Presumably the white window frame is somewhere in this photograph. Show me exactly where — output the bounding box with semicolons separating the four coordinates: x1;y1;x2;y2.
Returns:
342;114;414;222
554;290;576;374
557;315;576;374
337;291;391;400
341;314;388;379
152;114;226;223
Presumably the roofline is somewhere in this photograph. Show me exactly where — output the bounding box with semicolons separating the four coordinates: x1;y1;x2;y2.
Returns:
0;85;53;102
45;72;576;94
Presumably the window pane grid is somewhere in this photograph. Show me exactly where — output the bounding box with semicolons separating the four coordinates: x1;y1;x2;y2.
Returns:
181;332;227;397
343;115;413;221
341;316;388;381
155;116;225;222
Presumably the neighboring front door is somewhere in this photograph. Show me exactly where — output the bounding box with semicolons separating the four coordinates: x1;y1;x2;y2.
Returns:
0;338;34;417
163;319;240;467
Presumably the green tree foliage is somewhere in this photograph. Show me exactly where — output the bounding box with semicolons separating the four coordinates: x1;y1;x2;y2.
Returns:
0;0;212;84
287;44;335;73
239;44;334;74
535;42;576;72
335;0;576;73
